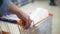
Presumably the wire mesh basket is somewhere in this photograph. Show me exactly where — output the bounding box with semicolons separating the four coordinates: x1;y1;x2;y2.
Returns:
0;15;52;34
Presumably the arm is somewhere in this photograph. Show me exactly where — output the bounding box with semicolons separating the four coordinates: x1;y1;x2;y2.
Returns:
8;3;32;29
0;0;32;29
8;3;28;21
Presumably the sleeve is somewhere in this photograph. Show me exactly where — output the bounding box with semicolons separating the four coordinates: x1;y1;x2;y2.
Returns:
0;0;11;17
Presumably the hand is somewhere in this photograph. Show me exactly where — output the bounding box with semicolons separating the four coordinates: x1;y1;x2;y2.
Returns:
21;14;32;29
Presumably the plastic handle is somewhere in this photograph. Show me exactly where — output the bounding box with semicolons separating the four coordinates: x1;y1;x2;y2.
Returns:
17;20;25;26
0;18;25;26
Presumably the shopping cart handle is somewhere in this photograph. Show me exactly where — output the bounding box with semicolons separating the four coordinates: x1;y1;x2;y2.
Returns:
0;18;25;26
0;18;17;24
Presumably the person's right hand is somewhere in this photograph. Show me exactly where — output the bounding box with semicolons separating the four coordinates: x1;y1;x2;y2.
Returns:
22;15;32;29
17;12;32;29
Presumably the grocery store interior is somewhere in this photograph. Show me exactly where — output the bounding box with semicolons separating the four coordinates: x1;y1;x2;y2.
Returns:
0;0;60;34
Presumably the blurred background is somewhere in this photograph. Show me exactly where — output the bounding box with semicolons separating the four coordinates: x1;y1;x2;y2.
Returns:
0;0;60;34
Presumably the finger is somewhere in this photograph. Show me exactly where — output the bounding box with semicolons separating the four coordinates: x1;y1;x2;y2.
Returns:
23;19;32;29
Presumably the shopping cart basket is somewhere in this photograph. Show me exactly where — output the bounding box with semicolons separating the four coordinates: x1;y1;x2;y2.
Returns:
0;13;52;34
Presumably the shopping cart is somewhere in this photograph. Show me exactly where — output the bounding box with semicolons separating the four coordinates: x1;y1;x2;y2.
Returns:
0;13;52;34
0;8;53;34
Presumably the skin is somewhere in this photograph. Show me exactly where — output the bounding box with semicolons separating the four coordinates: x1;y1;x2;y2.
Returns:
8;2;32;29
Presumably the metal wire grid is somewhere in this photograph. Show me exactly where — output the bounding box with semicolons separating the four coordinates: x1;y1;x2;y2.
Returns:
0;16;52;34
